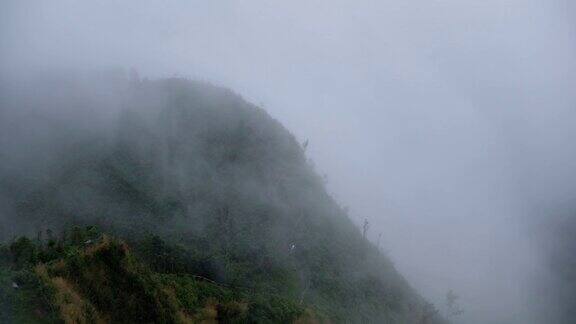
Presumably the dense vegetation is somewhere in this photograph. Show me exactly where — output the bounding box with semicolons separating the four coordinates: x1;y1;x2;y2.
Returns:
0;226;316;323
0;75;445;323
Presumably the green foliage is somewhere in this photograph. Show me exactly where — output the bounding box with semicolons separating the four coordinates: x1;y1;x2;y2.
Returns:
10;237;38;268
0;231;311;323
3;78;445;323
246;294;304;323
0;266;59;323
52;239;180;323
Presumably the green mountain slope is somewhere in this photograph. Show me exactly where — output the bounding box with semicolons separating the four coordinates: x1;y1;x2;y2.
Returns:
1;229;317;323
0;76;446;323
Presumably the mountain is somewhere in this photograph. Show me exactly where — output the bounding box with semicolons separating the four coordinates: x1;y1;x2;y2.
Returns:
0;73;446;323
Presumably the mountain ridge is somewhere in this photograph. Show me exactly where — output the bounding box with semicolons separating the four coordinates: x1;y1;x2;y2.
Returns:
0;75;447;323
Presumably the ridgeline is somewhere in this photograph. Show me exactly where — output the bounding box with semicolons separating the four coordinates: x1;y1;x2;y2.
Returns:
0;75;446;324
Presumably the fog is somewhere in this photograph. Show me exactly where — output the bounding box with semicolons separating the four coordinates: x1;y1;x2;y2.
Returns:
2;1;576;323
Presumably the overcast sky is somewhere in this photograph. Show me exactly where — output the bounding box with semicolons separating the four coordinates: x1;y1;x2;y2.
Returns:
2;1;576;323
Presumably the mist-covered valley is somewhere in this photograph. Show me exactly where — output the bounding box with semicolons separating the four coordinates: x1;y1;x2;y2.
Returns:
1;1;576;323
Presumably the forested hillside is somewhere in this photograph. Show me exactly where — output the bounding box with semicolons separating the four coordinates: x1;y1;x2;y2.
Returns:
0;75;446;323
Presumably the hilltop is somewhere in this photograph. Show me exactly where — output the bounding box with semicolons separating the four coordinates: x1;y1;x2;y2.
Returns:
0;75;446;323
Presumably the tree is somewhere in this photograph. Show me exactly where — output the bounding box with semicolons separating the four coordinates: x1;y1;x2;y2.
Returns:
362;219;370;239
419;302;438;324
445;289;464;318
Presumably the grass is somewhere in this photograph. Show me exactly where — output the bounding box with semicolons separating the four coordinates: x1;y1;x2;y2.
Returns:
0;228;322;324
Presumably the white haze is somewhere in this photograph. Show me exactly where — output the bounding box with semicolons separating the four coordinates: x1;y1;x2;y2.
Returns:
2;1;576;323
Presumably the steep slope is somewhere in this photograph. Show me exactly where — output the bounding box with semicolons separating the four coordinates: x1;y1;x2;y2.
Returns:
1;229;314;323
0;75;445;323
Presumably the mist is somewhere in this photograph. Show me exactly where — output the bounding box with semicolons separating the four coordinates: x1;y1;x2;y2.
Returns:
2;1;576;323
